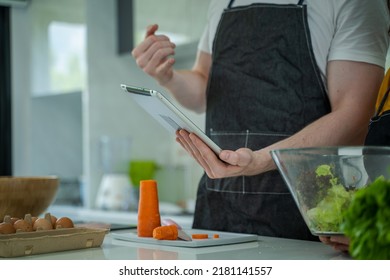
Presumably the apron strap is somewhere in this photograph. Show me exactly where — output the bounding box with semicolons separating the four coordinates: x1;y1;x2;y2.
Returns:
298;0;305;5
375;86;390;117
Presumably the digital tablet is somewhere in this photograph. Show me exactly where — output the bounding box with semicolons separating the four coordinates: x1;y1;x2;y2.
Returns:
121;84;222;155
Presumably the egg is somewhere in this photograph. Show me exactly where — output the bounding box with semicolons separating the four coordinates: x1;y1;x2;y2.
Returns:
55;217;74;229
0;222;16;234
10;217;20;225
50;215;57;227
33;217;53;231
13;219;33;232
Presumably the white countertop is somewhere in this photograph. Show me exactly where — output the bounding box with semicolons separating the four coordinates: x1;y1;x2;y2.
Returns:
29;205;350;260
6;228;350;260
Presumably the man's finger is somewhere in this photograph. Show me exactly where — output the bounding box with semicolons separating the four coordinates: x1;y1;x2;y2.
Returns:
145;24;158;38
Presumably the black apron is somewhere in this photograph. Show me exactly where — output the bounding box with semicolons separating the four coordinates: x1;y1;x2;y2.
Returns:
365;87;390;146
192;0;331;241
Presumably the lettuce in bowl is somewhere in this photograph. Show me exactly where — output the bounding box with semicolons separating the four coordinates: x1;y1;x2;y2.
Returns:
307;184;355;233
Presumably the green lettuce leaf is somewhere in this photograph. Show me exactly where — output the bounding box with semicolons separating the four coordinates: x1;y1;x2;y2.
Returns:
341;176;390;260
307;184;355;232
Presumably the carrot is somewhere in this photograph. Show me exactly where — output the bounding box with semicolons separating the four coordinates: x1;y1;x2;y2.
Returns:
137;180;161;237
153;224;178;240
191;233;209;239
213;234;219;239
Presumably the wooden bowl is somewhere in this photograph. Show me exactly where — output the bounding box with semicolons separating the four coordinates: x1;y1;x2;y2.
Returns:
0;176;59;221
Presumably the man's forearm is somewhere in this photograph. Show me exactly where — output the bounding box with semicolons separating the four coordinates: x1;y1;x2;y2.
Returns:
162;69;208;113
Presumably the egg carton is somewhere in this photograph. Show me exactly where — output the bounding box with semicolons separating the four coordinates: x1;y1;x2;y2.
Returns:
0;227;108;258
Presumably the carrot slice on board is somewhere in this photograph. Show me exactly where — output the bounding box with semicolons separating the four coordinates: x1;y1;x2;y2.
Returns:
213;234;219;239
191;233;209;239
153;224;179;240
137;180;161;237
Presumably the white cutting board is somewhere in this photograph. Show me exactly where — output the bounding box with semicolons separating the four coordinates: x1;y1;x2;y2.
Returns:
111;229;258;248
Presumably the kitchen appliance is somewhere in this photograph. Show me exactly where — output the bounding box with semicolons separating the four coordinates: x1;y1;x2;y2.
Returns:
95;174;135;211
95;136;135;211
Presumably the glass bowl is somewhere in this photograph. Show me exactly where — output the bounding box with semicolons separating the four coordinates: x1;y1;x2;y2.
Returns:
270;146;390;236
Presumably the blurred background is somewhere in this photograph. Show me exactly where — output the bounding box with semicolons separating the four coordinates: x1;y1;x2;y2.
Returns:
0;0;210;221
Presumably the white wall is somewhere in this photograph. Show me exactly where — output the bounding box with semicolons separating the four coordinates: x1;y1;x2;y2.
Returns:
11;0;205;209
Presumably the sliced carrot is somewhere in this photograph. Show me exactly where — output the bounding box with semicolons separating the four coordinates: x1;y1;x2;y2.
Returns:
213;234;219;239
191;233;209;239
153;224;178;240
137;180;161;237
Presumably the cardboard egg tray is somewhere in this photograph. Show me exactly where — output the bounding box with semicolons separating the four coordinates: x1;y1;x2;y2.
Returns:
0;227;108;258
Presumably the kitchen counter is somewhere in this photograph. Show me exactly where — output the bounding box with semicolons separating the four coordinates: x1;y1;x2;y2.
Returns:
7;228;350;260
25;206;351;260
17;205;346;260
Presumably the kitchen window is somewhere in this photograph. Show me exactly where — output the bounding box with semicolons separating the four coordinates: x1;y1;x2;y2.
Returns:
30;0;86;96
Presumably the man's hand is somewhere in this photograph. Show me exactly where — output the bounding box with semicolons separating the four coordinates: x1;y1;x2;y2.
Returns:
175;129;272;178
131;24;176;85
319;235;350;252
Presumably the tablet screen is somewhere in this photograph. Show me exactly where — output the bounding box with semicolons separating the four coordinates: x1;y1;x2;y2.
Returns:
121;84;222;154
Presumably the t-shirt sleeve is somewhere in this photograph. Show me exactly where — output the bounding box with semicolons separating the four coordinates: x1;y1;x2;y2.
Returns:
198;22;211;54
197;0;224;54
328;0;390;68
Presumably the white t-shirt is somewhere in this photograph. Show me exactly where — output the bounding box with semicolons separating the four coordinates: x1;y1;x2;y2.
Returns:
198;0;390;82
